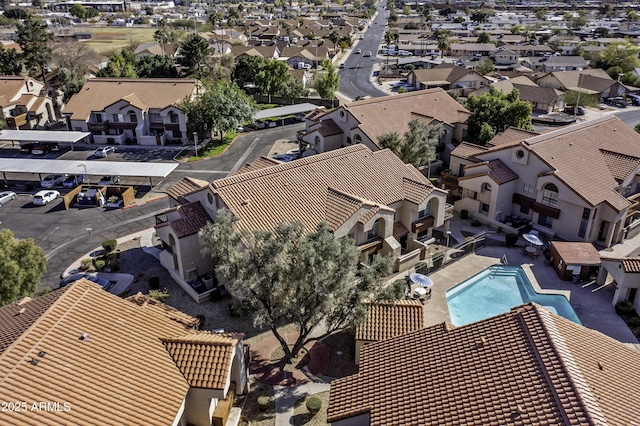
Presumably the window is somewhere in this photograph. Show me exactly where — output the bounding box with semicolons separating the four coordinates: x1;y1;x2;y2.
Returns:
112;114;123;123
353;134;362;144
523;183;534;194
578;207;590;238
481;203;490;212
150;113;162;123
128;111;137;123
482;182;492;192
367;219;381;241
207;193;214;204
418;201;431;218
541;183;559;207
519;205;530;215
538;214;554;228
169;112;179;123
95;113;104;123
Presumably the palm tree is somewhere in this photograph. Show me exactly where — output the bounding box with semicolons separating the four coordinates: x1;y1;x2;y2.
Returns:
437;33;450;58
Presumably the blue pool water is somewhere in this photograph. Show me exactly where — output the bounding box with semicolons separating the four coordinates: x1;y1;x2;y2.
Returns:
446;266;582;326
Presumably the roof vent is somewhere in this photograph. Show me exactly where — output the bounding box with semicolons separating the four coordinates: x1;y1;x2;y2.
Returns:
29;358;40;366
241;199;250;206
37;351;46;358
516;405;525;414
597;361;603;370
79;332;91;341
477;336;487;347
16;307;26;315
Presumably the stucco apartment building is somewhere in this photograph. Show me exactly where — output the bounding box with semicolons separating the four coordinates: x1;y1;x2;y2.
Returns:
63;78;199;146
448;116;640;248
0;76;59;130
0;279;247;426
300;88;471;161
154;145;451;302
329;303;640;425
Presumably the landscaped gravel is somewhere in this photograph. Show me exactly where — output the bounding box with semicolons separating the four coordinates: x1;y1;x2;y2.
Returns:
117;237;259;336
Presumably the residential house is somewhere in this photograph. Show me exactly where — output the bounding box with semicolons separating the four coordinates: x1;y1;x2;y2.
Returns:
155;145;452;301
599;257;640;309
280;45;330;69
354;300;424;364
63;78;198;145
0;76;59;130
448;43;497;57
491;48;519;68
300;89;471;163
524;55;589;72
406;64;490;96
452;116;640;247
134;41;179;58
0;279;248;426
501;43;554;57
328;303;640;425
229;45;280;63
536;69;616;102
470;76;564;113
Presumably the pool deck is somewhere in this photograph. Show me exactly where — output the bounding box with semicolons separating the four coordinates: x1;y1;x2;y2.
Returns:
422;246;639;344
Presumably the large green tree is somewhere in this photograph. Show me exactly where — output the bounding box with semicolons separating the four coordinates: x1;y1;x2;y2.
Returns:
256;59;290;102
180;34;210;78
97;47;137;78
0;229;47;307
598;40;640;73
183;81;256;142
0;44;22;75
437;33;450;57
136;54;178;78
16;17;54;81
466;87;533;145
199;210;393;362
69;4;88;20
232;55;265;88
314;59;340;105
378;119;442;177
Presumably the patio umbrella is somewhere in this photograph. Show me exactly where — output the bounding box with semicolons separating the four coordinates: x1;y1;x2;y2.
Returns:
409;273;433;288
523;233;543;246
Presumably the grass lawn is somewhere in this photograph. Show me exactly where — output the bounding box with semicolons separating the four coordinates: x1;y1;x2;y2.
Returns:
187;132;237;161
81;27;158;53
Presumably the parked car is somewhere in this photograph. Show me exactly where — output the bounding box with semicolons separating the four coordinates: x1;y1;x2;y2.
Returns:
31;143;58;155
339;63;345;68
267;120;277;128
606;97;630;108
60;273;111;290
0;191;16;206
20;143;35;153
363;50;372;57
354;48;362;54
63;174;84;189
98;175;120;185
627;94;640;106
32;190;60;206
41;174;67;188
256;121;266;129
273;154;296;162
563;105;586;115
94;146;116;157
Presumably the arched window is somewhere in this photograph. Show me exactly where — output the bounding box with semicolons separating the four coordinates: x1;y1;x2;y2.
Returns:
353;134;362;144
169;112;179;124
418;200;431;218
128;110;137;123
482;182;492;192
314;135;321;146
541;183;559;207
367;218;381;241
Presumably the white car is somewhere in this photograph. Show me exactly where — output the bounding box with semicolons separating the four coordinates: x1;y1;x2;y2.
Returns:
354;48;362;54
0;191;16;206
33;190;60;206
41;174;67;188
94;146;116;158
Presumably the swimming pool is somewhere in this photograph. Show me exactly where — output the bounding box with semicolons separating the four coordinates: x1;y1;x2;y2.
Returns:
446;265;581;326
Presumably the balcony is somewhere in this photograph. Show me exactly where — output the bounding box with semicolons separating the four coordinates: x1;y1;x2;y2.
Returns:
440;172;460;190
412;215;435;233
88;121;109;132
358;238;383;256
444;203;454;221
6;113;27;128
109;121;137;130
164;122;180;131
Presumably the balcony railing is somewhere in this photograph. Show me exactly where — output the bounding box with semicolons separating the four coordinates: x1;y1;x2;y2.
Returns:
444;203;454;220
88;121;109;132
6;113;27;128
109;121;136;130
164;122;180;131
440;172;460;190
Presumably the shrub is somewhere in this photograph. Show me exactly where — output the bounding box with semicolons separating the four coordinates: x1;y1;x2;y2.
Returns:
79;258;93;271
505;233;518;248
95;260;106;271
626;316;640;328
148;276;160;290
615;301;635;317
397;87;408;94
148;288;170;303
306;396;322;414
257;396;271;411
102;239;117;253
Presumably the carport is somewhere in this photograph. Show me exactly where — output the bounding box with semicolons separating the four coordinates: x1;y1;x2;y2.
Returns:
253;103;321;122
0;130;91;150
0;158;178;187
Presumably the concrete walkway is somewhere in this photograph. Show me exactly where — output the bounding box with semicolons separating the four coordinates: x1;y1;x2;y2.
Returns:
274;382;331;426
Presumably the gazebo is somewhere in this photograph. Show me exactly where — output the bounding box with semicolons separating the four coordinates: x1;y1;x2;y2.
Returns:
549;241;600;282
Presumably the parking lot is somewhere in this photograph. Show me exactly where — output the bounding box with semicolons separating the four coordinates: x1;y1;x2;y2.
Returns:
0;144;179;162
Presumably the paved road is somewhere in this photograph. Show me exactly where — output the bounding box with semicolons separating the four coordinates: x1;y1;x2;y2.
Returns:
0;124;303;289
613;108;640;129
338;9;389;100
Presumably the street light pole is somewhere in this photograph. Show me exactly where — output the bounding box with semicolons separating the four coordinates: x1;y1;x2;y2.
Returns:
446;230;452;247
193;132;198;157
86;228;94;260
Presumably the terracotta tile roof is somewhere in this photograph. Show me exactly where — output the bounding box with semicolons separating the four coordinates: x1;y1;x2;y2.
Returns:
486;126;539;148
162;332;243;389
63;78;198;121
551;241;601;265
324;188;364;230
451;141;488;159
411;64;486;86
329;303;640;426
0;287;69;354
166;202;211;238
166;176;210;201
599;149;640;182
621;258;640;273
339;88;471;147
0;279;220;426
308;118;343;137
461;159;519;185
392;221;409;239
521;116;635;211
355;300;424;342
0;77;38;107
233;156;282;176
212;145;436;235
